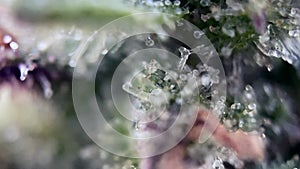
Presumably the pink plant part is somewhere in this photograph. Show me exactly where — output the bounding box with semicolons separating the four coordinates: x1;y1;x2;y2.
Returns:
140;108;266;169
251;11;267;34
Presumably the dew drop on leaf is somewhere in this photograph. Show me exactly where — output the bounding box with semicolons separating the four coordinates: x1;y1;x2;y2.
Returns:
18;64;29;81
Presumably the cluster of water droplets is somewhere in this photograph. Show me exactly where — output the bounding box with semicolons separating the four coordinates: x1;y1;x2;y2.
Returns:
1;34;18;49
133;0;185;15
221;85;260;132
20;27;84;68
122;45;221;132
255;24;300;70
187;141;243;168
17;60;54;99
78;145;138;169
215;147;244;169
209;1;245;21
255;0;300;71
212;157;224;169
0;32;19;59
8;28;87;99
0;29;56;99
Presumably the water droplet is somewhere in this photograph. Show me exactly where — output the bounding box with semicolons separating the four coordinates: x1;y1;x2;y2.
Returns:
102;49;108;55
3;35;12;44
238;120;244;128
230;103;241;110
69;59;77;67
192;69;199;76
175;7;182;15
244;85;255;101
222;26;235;38
134;120;140;131
178;47;191;71
130;165;137;169
164;0;172;6
213;157;224;169
247;103;256;110
175;98;183;104
38;74;53;99
44;88;53;99
18;64;29;81
290;8;299;17
200;73;211;87
266;64;273;71
248;111;255;117
9;41;19;50
145;36;154;47
193;31;204;39
245;85;253;92
174;0;180;6
289;28;300;37
200;0;211;7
